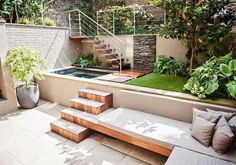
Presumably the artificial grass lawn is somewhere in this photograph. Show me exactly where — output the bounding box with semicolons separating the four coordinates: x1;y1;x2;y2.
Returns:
126;73;188;93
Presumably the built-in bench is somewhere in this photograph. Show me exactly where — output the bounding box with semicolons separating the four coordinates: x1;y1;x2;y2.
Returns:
166;147;235;165
50;88;236;164
61;107;236;164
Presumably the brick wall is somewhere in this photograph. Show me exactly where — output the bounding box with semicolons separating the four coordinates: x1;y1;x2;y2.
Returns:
6;24;79;69
133;35;156;69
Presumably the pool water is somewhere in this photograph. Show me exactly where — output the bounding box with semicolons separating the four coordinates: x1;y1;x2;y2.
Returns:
54;68;110;79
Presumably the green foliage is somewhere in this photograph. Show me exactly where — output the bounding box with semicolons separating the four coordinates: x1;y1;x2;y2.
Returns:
0;0;55;25
149;0;236;72
75;52;94;68
154;55;187;76
4;46;46;87
17;17;30;24
219;59;236;99
43;18;55;26
98;4;156;35
184;53;236;99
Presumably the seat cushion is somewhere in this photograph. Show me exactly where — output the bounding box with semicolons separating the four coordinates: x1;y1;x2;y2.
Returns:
165;147;235;165
97;108;236;163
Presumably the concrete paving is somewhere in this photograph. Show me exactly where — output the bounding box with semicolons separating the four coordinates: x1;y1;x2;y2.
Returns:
0;100;167;165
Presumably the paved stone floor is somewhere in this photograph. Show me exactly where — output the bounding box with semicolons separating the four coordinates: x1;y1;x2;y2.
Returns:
0;100;167;165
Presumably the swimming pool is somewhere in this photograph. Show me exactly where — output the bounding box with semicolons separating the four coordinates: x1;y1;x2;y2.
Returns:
53;68;111;79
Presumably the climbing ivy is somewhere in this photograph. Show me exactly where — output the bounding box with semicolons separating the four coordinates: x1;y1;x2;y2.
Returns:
98;4;157;35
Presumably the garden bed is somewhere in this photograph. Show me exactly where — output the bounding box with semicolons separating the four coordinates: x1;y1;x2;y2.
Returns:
126;73;188;93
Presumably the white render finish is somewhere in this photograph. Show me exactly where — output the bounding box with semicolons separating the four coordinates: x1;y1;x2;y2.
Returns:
0;19;18;115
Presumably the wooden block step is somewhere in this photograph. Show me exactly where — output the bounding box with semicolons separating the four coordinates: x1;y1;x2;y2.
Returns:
78;89;113;109
50;119;92;143
70;97;106;115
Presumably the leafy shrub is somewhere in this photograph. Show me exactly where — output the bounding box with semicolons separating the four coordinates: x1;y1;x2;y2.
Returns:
18;17;30;24
154;55;187;76
75;52;94;68
184;53;236;99
4;46;46;87
219;60;236;99
34;17;43;25
43;18;56;26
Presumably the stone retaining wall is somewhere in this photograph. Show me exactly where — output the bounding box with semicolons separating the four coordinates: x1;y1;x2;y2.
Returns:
133;35;156;69
6;24;79;69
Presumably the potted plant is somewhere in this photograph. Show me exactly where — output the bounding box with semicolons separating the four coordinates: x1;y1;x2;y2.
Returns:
4;46;46;109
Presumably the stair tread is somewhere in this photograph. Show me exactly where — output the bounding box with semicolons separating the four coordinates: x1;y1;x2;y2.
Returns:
70;97;104;107
51;119;88;134
80;89;111;97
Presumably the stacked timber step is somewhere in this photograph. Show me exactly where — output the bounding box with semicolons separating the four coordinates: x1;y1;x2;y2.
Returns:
50;89;113;143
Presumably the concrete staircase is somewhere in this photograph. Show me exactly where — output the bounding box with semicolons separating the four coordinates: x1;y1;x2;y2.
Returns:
50;88;113;143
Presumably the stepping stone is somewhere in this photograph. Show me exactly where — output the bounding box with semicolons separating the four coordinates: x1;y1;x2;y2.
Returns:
50;119;92;143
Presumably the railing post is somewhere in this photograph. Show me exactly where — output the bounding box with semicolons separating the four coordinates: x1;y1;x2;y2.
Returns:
119;54;122;73
164;9;167;25
78;11;82;36
112;12;115;35
68;12;72;36
96;11;99;35
133;7;136;35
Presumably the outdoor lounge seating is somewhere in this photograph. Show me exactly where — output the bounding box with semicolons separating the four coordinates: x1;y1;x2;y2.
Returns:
59;105;236;164
165;147;235;165
48;88;236;165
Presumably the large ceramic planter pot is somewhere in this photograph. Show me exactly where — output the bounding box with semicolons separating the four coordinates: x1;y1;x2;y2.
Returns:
16;84;40;109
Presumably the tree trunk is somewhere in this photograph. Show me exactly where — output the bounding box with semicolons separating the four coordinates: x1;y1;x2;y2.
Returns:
14;1;18;22
190;45;195;74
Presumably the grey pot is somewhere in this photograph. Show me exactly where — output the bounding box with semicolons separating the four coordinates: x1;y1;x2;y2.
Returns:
16;84;40;109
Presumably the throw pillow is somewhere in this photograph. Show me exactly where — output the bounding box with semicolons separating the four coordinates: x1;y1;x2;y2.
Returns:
212;117;235;155
191;116;216;147
192;108;221;125
228;116;236;149
207;109;235;121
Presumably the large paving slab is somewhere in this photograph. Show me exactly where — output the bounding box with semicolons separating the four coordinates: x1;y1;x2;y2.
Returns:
0;100;167;165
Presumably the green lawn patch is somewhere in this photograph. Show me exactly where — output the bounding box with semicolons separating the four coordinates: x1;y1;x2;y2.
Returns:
126;73;188;93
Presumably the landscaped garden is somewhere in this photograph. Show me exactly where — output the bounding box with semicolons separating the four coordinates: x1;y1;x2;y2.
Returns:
127;0;236;102
1;0;236;165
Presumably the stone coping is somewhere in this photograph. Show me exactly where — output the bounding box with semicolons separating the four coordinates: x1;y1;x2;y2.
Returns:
42;67;236;109
5;23;69;30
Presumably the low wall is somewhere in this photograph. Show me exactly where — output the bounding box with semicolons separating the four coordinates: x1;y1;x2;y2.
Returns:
38;73;236;124
6;24;80;69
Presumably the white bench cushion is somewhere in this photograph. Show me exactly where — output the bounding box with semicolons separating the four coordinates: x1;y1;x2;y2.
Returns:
165;147;235;165
97;108;236;163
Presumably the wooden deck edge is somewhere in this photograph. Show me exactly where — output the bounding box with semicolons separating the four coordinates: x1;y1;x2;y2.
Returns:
61;111;172;157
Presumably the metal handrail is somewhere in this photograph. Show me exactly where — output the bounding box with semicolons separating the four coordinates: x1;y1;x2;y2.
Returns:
64;9;126;45
64;9;125;72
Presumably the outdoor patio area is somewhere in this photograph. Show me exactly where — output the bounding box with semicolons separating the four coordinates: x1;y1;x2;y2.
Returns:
0;100;167;165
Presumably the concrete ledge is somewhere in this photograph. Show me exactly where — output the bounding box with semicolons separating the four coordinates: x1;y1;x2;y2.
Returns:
41;71;236;109
5;23;69;30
